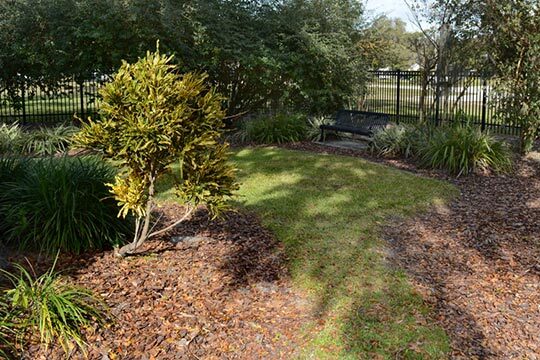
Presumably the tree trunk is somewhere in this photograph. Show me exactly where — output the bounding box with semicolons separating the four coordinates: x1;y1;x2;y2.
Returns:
116;177;156;257
520;123;538;155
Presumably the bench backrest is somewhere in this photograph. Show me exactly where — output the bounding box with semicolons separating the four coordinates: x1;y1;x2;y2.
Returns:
335;110;390;133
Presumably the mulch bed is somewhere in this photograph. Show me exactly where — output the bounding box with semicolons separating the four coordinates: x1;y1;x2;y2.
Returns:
14;207;310;359
285;141;540;359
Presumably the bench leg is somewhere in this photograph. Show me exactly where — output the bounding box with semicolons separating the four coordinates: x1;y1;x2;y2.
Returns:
320;128;325;142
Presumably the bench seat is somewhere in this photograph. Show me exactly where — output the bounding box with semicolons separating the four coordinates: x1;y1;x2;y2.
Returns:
320;110;391;138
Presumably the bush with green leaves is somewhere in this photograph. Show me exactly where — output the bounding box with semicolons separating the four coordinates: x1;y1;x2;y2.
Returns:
1;0;367;117
307;116;334;142
242;113;308;144
75;49;238;257
0;258;107;355
0;123;77;156
0;156;131;253
370;124;425;158
419;125;512;176
0;123;24;154
21;125;78;156
483;1;540;154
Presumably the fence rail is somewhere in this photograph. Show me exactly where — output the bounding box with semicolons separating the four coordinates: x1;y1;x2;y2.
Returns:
0;71;522;135
0;77;105;125
361;70;520;135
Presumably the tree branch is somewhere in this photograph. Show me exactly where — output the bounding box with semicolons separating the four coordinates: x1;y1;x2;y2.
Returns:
147;206;195;239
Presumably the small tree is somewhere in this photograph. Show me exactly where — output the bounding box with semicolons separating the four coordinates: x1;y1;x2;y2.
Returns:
75;49;238;256
484;0;540;154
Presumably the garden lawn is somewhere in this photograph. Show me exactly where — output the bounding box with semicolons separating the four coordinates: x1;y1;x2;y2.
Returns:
157;147;458;359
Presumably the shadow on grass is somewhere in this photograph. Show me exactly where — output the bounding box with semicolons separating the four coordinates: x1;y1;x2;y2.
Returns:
224;147;459;358
154;146;470;358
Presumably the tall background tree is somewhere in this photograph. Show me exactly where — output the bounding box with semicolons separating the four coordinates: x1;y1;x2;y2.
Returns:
0;0;369;116
483;0;540;153
428;0;540;153
360;16;417;70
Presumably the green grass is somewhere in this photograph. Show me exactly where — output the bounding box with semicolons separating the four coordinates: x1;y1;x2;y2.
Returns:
157;147;458;359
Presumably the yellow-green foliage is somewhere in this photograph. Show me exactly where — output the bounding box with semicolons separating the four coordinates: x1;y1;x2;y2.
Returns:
75;49;238;250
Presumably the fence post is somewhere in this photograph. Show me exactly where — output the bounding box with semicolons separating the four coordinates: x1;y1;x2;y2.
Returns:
79;81;85;121
395;70;401;124
481;78;487;131
21;81;27;123
434;76;441;126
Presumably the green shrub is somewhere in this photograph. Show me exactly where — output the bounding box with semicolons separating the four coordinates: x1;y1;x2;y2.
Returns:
419;125;512;176
21;125;78;156
0;123;24;154
0;156;131;253
75;49;238;257
1;258;107;354
0;124;77;156
244;113;308;144
370;124;425;158
0;297;14;358
307;116;334;141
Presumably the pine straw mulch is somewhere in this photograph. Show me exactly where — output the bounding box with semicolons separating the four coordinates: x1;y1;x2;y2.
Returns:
284;142;540;359
15;207;310;359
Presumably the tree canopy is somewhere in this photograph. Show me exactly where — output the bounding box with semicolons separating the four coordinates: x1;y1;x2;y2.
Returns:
423;0;540;152
75;49;238;256
0;0;369;116
361;16;417;70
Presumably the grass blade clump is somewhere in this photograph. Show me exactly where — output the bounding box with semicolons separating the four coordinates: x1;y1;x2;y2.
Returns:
0;123;24;154
21;125;78;156
0;156;131;253
0;296;15;358
243;113;308;144
1;257;108;354
370;124;424;158
370;123;512;176
419;125;512;176
306;116;334;141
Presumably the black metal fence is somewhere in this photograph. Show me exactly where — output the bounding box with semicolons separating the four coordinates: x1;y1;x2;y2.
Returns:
0;70;522;135
361;70;520;135
0;77;107;125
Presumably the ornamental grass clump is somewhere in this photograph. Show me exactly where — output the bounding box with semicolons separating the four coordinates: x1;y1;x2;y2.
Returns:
370;124;425;159
0;258;108;355
0;123;24;154
0;156;131;254
75;48;238;257
419;125;512;176
243;113;308;144
21;125;78;156
0;123;77;156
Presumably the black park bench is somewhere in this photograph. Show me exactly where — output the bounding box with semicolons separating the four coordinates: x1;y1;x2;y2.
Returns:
320;110;391;139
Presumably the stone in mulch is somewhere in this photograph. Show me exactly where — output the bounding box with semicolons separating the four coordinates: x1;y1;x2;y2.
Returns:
18;207;310;359
284;141;540;359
